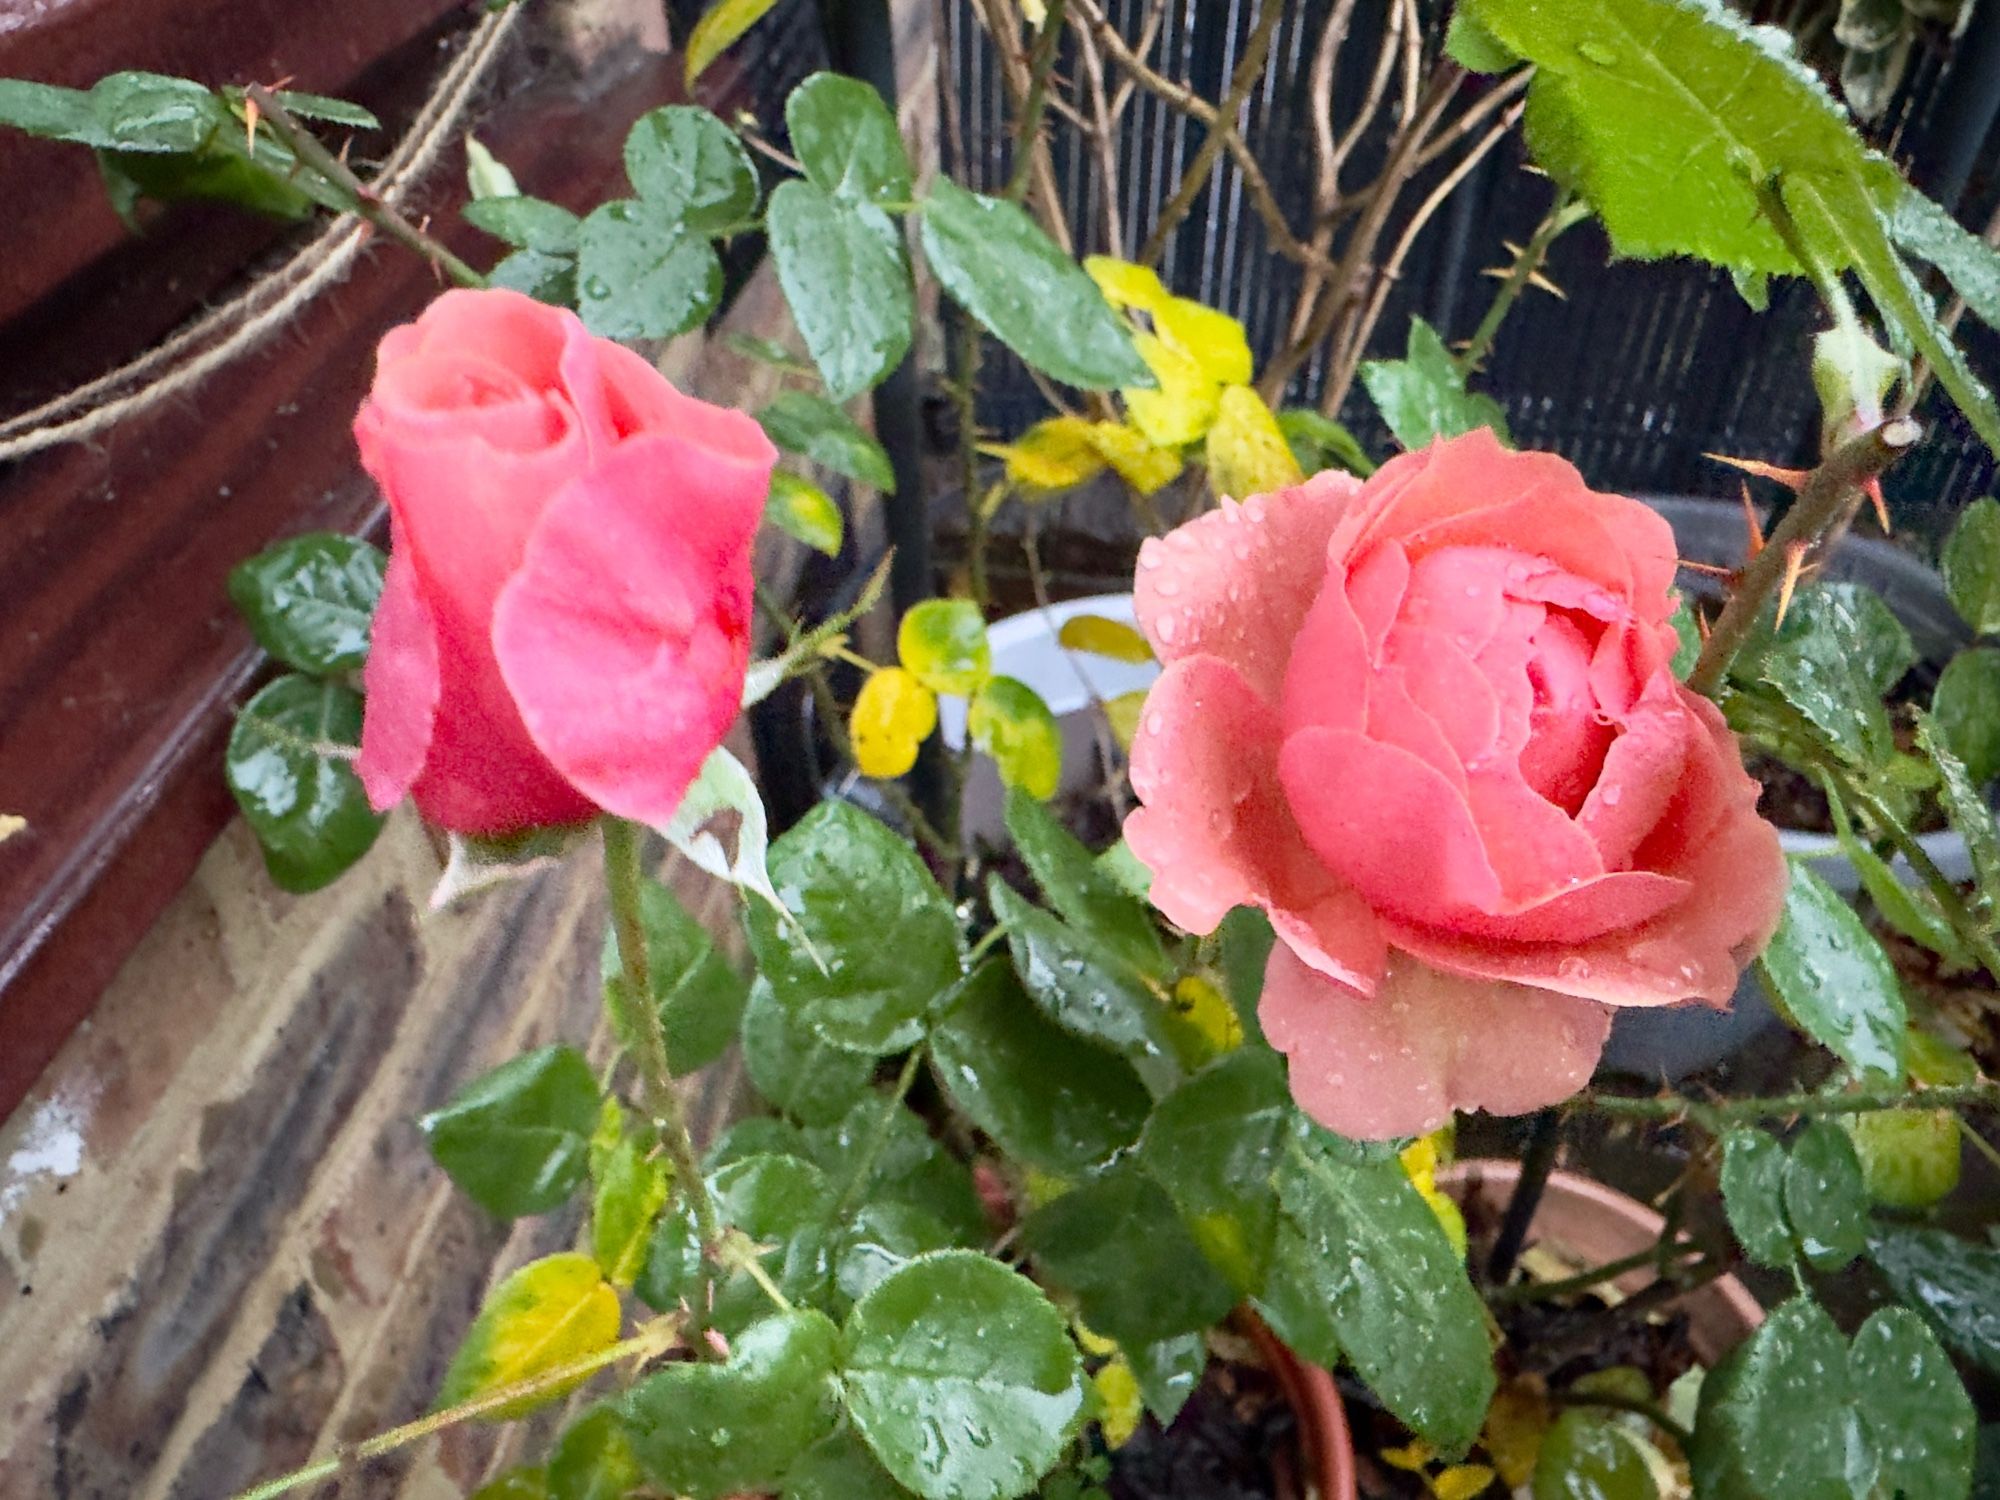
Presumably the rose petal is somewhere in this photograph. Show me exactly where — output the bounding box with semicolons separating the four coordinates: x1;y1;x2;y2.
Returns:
493;429;772;826
1385;626;1500;767
1578;675;1692;869
1338;429;1577;557
1280;560;1374;741
1261;945;1613;1139
390;286;571;387
1133;470;1360;698
1344;538;1411;663
356;531;440;813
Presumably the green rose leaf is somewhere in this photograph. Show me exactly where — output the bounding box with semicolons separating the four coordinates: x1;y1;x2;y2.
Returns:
897;599;990;696
577;197;722;340
1852;1306;1977;1499
1690;1297;1874;1500
969;676;1063;801
1935;648;2000;786
1358;318;1511;450
463;195;583;254
1780;1120;1869;1272
1128;1332;1206;1428
1023;1156;1237;1349
783;1429;915;1500
1757;860;1907;1080
1216;907;1276;1048
766;469;847;557
634;1196;702;1313
1276;408;1377;477
589;1123;669;1289
470;1469;549;1500
744;799;962;1054
740;978;878;1125
1004;788;1166;977
1138;1047;1292;1294
802;1097;988;1247
786;72;913;206
1943;498;2000;636
1719;1128;1794;1268
711;1151;835;1243
834;1200;960;1307
685;0;783;86
548;1406;645;1500
437;1252;622;1420
1532;1409;1661;1500
225;674;384;893
621;1310;841;1498
1918;711;2000;915
1844;1106;1964;1209
227;532;386;675
758;389;897;491
706;1115;812;1171
600;877;749;1078
1265;1132;1494;1457
92;71;229;153
1869;1227;2000;1375
929;959;1150;1176
844;1251;1087;1500
489;248;578;307
1757;583;1916;767
987;878;1181;1095
767;179;913;401
1825;796;1974;968
919;178;1151;390
421;1045;600;1219
1887;185;2000;333
622;104;759;232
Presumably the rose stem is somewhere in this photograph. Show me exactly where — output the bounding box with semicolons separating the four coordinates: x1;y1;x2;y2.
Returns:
1485;1108;1561;1284
601;817;723;1344
1684;416;1922;698
1576;1079;2000;1133
244;84;488;290
1453;190;1588;377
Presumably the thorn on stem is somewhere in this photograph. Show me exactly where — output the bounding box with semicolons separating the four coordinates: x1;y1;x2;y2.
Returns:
1774;540;1810;628
1706;452;1811;490
1739;481;1766;558
1865;477;1891;534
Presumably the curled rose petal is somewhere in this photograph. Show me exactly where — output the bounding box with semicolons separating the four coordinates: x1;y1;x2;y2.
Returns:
356;532;440;813
1261;945;1613;1139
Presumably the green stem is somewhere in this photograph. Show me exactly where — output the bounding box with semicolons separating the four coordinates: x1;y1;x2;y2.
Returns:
1577;1080;2000;1132
1454;191;1584;376
229;1321;676;1500
833;1046;928;1219
738;1251;796;1314
1548;1389;1695;1448
245;84;486;289
1685;417;1922;697
1487;1238;1700;1306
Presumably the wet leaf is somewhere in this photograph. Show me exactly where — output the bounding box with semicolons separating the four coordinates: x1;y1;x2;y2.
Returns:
802;1097;987;1247
576;197;721;340
898;599;990;694
1004;788;1164;976
1127;1332;1205;1427
844;1251;1087;1500
685;0;781;85
623;105;758;231
929;959;1150;1176
852;667;939;779
1205;384;1303;499
1359;318;1510;450
634;1196;702;1312
489;248;577;307
421;1045;600;1219
1934;648;2000;786
1918;711;2000;914
1085;420;1181;494
1758;860;1906;1079
992;416;1106;492
767;179;913;400
1843;1107;1961;1209
225;674;383;893
743;800;962;1054
1719;1128;1794;1268
1277;408;1377;477
589;1124;669;1288
834;1200;959;1306
1869;1227;2000;1375
1758;583;1915;767
621;1310;841;1497
437;1252;622;1420
969;676;1062;799
1056;613;1153;664
1532;1409;1659;1500
783;1429;914;1499
786;72;912;206
740;977;878;1125
600;877;748;1078
758;390;897;491
1780;1120;1869;1271
227;532;385;675
1852;1307;1977;1500
920;179;1151;391
549;1406;645;1500
1943;498;2000;635
463;195;582;254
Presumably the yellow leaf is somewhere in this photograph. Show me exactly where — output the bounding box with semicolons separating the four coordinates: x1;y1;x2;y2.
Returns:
591;1130;670;1289
1125;332;1218;448
1019;0;1048;22
1482;1377;1551;1489
1085;255;1171;312
1058;614;1154;663
684;0;781;85
898;598;991;695
1022;1165;1072;1210
1093;1356;1144;1448
1103;689;1147;753
1382;1440;1435;1473
437;1253;622;1421
1205;384;1303;499
988;416;1106;491
851;667;938;778
1074;1321;1119;1358
1168;973;1242;1058
970;675;1062;799
1085;421;1181;495
1155;297;1253;387
765;471;844;555
1431;1464;1497;1500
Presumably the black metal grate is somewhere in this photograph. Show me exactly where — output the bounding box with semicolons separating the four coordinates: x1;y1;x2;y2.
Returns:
940;0;2000;545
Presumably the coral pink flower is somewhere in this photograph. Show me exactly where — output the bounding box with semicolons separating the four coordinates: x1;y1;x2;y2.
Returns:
354;288;776;835
1124;430;1785;1138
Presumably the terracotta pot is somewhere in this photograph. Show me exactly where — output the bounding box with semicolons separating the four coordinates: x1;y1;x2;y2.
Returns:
1245;1311;1360;1500
1435;1158;1764;1364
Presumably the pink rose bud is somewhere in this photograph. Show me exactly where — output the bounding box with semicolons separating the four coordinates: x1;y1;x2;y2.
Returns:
1123;429;1786;1139
352;288;777;835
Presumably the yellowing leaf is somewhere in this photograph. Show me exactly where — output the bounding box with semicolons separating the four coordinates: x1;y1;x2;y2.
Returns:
1431;1463;1496;1500
1093;1356;1144;1448
592;1130;670;1289
1205;384;1303;499
1155;297;1253;387
1074;1321;1119;1358
1085;421;1180;495
1383;1440;1435;1472
685;0;781;86
851;667;938;778
969;675;1062;799
1058;614;1154;664
898;598;991;695
1125;333;1218;448
1085;255;1171;311
1481;1377;1550;1489
1019;0;1048;23
766;471;844;556
988;416;1106;491
1168;973;1242;1057
437;1252;622;1420
1103;689;1147;753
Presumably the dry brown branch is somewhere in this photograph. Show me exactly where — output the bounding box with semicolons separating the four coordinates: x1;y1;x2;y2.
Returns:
972;0;1075;252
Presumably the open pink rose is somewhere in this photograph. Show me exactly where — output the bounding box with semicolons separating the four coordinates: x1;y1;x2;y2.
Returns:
354;288;776;835
1124;430;1785;1138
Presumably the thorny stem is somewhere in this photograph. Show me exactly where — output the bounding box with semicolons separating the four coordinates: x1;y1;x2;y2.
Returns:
244;85;485;290
1004;0;1068;205
229;1320;678;1500
602;819;723;1338
1684;417;1923;696
1455;192;1586;376
1577;1080;2000;1132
